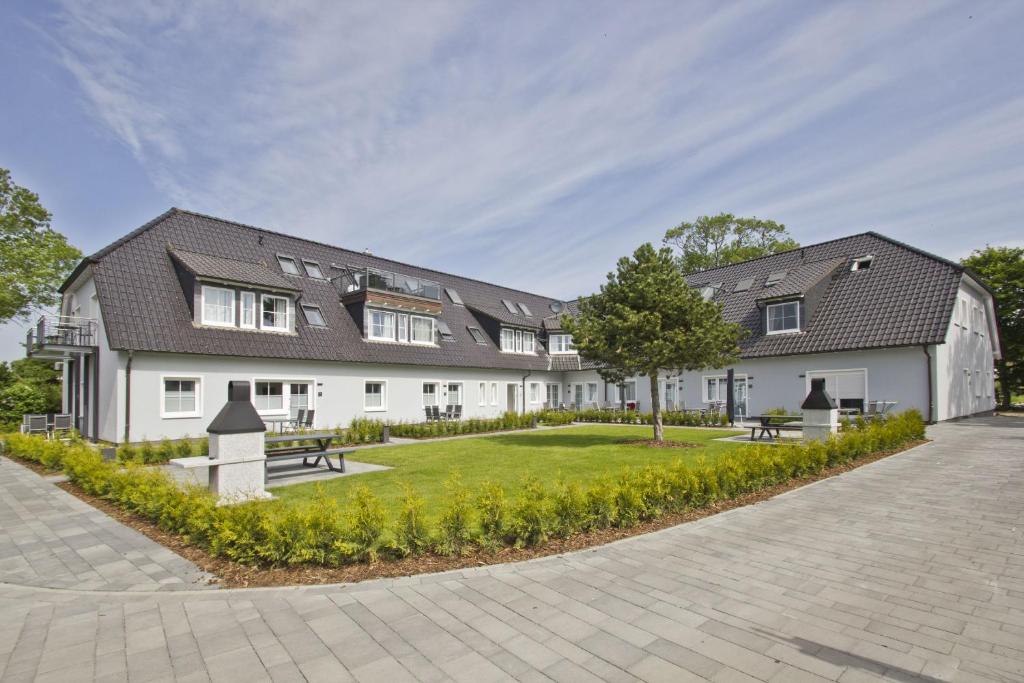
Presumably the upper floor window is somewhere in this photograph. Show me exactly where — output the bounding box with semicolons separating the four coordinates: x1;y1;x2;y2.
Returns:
302;260;324;279
201;286;235;327
851;256;874;271
240;291;256;329
301;304;326;327
549;334;576;354
500;328;536;354
410;316;435;344
277;255;300;275
262;294;289;331
766;301;799;334
369;309;395;340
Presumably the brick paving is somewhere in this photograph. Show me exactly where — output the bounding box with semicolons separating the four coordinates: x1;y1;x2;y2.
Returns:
0;416;1022;681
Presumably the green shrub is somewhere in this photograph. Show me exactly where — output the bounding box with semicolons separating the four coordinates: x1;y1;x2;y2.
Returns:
435;472;475;555
395;484;430;556
476;481;508;548
340;485;390;562
551;479;589;536
507;477;550;547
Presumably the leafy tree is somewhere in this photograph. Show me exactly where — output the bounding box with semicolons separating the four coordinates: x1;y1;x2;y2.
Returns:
663;213;798;274
563;243;746;441
961;246;1024;406
0;168;82;323
0;359;62;429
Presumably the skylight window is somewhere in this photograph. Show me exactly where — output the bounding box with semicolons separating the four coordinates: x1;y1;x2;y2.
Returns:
851;256;874;271
517;302;533;316
501;299;518;314
445;288;463;305
301;304;326;327
467;326;487;344
734;278;754;293
277;255;300;275
302;260;324;279
765;270;788;286
437;319;455;341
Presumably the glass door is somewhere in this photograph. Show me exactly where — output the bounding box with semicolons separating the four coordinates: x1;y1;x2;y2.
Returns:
732;378;747;419
289;383;310;419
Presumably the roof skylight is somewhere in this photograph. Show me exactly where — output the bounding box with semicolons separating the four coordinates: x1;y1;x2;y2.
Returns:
501;299;518;314
437;319;455;341
300;304;326;327
445;288;464;305
302;260;324;279
517;302;533;316
765;270;788;286
734;278;754;293
277;255;300;275
851;256;874;271
467;326;487;344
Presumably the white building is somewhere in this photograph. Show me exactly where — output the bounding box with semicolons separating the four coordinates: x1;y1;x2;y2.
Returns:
27;210;999;442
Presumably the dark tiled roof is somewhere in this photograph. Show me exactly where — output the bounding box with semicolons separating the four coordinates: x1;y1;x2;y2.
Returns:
168;248;299;292
548;355;582;371
87;209;565;370
685;233;963;358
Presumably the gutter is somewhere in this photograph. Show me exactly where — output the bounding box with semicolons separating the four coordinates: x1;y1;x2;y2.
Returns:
922;344;934;423
124;350;133;443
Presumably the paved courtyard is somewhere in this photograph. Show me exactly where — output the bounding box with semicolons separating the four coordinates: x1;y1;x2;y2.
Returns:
0;416;1021;682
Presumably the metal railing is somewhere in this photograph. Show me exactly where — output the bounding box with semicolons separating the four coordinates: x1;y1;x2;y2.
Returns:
26;315;97;349
334;265;441;301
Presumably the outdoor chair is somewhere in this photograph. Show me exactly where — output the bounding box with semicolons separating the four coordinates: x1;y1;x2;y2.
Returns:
431;405;442;422
452;405;462;421
288;409;306;432
444;404;455;420
300;409;315;429
51;414;73;440
26;415;48;437
424;406;434;422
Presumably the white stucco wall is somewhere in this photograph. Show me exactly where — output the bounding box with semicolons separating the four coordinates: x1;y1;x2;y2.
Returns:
934;276;999;420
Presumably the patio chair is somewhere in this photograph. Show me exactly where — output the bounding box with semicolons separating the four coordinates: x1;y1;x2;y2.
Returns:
444;404;455;420
288;409;306;432
452;405;462;421
431;405;442;422
301;409;315;429
26;415;48;437
424;406;434;422
51;414;73;440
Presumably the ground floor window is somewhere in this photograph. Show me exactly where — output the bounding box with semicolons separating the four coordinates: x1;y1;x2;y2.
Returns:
365;381;387;411
546;383;560;407
289;383;309;419
529;382;541;404
423;382;439;406
586;382;598;403
479;382;487;406
490;382;498;405
162;377;201;418
806;369;866;413
255;381;284;412
447;382;463;406
621;381;636;402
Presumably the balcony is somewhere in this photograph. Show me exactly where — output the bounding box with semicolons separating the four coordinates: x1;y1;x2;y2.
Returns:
26;315;97;358
337;266;441;301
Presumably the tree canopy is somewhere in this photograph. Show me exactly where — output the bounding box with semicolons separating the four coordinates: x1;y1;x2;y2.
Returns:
0;168;82;324
563;243;746;441
961;245;1024;406
0;358;62;430
663;213;798;274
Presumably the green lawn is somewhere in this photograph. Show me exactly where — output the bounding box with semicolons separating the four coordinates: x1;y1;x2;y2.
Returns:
273;424;744;518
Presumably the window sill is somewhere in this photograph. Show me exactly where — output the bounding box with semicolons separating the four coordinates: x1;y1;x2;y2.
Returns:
765;329;801;336
161;413;202;420
364;407;388;412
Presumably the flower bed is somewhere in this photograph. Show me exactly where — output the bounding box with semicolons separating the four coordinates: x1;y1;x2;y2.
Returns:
0;411;925;568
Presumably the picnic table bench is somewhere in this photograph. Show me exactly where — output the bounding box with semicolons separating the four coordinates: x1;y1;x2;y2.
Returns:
750;414;803;441
264;433;351;482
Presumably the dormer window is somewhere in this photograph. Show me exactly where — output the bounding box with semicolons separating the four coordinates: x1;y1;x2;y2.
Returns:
277;255;300;275
302;260;324;279
766;301;800;334
201;285;235;327
261;294;290;331
549;334;576;354
851;256;874;271
500;327;535;353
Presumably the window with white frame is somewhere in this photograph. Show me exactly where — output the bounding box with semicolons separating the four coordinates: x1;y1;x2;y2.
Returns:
549;334;575;353
254;381;285;412
545;383;560;406
500;328;535;353
447;382;463;406
262;294;289;331
529;382;541;403
479;382;487;406
364;381;386;411
960;298;968;332
622;381;636;402
240;291;256;328
586;382;598;402
422;382;439;406
490;382;498;405
369;309;395;340
201;286;235;327
522;331;535;353
806;369;867;413
975;369;982;398
397;313;409;342
289;383;310;419
500;328;516;352
411;316;435;344
162;377;201;418
766;301;799;334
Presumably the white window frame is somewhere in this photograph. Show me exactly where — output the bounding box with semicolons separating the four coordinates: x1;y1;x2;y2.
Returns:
804;368;868;410
422;381;440;407
523;331;536;354
160;375;202;419
364;379;387;412
369;309;396;341
490;382;498;406
500;328;516;352
410;315;435;345
240;291;256;329
549;334;576;354
766;301;800;335
586;382;598;403
479;382;487;406
200;285;235;327
701;374;749;404
250;376;316;417
529;382;541;404
397;313;409;343
446;382;464;406
500;327;536;354
261;294;290;332
253;380;287;415
545;383;560;407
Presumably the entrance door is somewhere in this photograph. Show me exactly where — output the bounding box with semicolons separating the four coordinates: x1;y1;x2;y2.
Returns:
289;383;310;419
506;383;519;413
732;379;748;419
665;382;676;411
573;384;584;409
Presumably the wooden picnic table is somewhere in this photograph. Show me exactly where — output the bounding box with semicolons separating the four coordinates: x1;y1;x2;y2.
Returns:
263;432;350;482
749;414;802;441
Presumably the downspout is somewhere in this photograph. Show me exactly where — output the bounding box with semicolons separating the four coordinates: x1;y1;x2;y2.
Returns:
123;350;133;443
922;344;934;423
521;369;531;414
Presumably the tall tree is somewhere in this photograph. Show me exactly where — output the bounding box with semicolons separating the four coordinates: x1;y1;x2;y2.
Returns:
0;358;62;429
961;246;1023;407
0;168;82;323
663;213;798;274
563;244;746;441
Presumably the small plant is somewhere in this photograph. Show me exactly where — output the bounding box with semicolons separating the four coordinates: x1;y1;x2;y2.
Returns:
435;472;475;555
507;476;550;547
476;481;508;549
395;483;430;556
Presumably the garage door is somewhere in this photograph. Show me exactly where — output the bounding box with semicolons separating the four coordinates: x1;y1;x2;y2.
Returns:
806;369;867;412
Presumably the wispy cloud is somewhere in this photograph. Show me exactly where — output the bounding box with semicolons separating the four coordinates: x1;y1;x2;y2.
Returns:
41;0;1024;297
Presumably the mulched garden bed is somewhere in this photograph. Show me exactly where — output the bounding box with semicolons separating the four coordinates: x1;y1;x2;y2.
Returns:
616;439;701;449
37;439;926;589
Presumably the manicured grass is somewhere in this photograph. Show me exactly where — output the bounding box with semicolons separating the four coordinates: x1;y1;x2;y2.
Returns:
274;424;744;518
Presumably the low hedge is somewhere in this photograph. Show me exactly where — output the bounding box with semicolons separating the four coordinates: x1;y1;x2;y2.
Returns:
116;437;209;464
574;408;730;427
0;410;925;567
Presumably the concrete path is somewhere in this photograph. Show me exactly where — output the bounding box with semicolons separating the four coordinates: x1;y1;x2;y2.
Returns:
0;416;1022;682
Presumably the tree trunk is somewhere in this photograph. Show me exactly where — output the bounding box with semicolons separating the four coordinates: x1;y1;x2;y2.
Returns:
649;372;664;442
997;359;1012;408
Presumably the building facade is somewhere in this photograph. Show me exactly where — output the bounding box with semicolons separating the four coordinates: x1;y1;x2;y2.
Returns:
27;210;1000;442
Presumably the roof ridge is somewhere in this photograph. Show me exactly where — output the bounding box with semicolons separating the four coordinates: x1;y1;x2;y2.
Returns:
862;230;965;273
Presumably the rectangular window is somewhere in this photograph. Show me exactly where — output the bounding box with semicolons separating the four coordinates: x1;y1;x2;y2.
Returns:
411;316;434;344
975;369;982;398
201;286;235;327
162;377;200;418
240;291;256;329
501;299;518;314
397;313;409;342
254;381;284;412
586;383;598;402
623;381;636;402
364;381;386;411
301;304;326;327
529;382;541;403
522;331;535;353
468;326;487;344
549;334;575;353
546;384;560;407
447;382;463;406
277;255;300;275
369;310;395;340
262;295;289;331
806;369;867;413
517;302;532;316
479;382;487;406
766;301;800;334
961;299;968;332
289;383;310;419
490;382;498;405
422;382;439;406
500;328;516;352
302;260;324;279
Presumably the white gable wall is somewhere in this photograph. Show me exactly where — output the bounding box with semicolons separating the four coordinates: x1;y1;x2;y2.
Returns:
934;276;999;421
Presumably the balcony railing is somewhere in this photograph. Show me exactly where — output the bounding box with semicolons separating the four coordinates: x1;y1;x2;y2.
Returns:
335;266;441;301
26;315;97;350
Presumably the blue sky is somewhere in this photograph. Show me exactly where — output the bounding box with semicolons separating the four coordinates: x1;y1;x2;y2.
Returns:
2;1;1023;361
